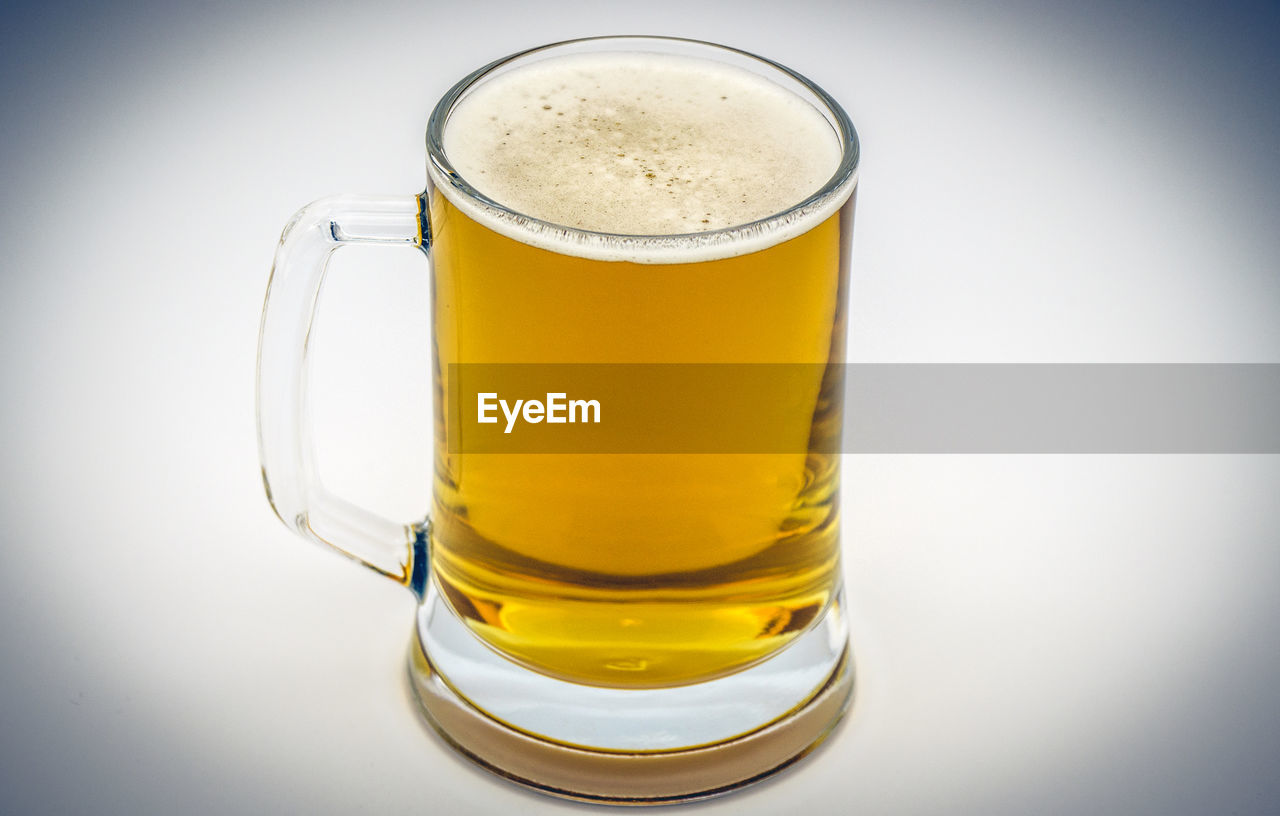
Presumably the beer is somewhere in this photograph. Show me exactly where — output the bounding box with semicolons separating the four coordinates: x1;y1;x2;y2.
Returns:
427;52;855;687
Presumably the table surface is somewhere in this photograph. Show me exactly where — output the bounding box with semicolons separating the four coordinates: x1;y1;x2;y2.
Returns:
2;1;1278;814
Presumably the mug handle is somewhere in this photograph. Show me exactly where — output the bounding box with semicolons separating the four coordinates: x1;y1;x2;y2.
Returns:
257;194;427;583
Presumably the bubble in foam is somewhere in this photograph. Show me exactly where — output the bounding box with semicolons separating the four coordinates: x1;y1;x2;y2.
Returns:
435;51;851;263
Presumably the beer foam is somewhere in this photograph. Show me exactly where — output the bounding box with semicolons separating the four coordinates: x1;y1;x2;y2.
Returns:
433;52;853;263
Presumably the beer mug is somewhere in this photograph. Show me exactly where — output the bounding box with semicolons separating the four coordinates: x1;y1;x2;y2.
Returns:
257;36;859;803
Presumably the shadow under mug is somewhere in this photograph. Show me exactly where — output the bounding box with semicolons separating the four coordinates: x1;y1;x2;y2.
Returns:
257;35;859;804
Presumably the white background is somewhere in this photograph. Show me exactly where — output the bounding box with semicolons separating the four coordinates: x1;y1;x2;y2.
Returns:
2;0;1278;813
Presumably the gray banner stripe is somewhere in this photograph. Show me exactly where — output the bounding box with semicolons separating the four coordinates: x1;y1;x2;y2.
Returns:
445;364;1280;453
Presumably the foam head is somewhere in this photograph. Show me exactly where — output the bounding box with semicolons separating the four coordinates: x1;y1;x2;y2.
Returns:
434;51;852;263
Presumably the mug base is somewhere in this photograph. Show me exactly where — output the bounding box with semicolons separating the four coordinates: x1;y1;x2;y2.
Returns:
405;577;854;804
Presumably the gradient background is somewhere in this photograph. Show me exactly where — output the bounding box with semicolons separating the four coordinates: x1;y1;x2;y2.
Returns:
2;0;1278;813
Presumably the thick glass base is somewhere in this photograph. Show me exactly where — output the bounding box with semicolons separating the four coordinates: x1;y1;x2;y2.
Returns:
406;577;854;804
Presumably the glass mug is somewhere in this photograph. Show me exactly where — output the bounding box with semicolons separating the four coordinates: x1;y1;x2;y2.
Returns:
257;36;859;803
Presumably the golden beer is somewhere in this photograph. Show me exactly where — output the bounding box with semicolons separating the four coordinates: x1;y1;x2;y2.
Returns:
426;51;855;688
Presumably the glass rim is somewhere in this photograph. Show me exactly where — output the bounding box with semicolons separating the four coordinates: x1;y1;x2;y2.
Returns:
424;35;860;260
